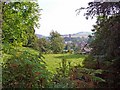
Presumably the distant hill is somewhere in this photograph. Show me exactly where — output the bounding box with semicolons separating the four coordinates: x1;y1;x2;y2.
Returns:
36;34;46;38
61;32;92;38
36;32;92;39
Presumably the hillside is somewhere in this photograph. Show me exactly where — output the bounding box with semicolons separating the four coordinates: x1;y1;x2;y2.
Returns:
61;32;92;38
36;32;92;39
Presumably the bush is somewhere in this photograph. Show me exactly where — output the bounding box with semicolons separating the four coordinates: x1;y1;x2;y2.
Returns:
51;59;105;88
2;45;51;88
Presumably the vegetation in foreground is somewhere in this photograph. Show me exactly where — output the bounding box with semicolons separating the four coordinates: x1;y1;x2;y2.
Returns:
2;45;105;88
1;1;120;88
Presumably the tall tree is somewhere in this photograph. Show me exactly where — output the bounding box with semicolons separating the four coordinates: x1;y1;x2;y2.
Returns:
49;30;64;53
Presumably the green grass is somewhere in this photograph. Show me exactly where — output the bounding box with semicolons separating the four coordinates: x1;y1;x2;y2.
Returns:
43;53;86;73
2;44;86;74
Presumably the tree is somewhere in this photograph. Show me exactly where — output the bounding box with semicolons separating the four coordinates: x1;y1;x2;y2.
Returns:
49;30;64;54
77;1;120;88
2;2;41;47
35;38;51;53
1;1;51;88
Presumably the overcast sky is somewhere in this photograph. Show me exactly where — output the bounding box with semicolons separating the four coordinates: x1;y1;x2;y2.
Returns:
35;0;96;36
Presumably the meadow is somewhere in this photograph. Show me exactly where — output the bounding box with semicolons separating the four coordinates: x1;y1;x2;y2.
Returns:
43;53;86;73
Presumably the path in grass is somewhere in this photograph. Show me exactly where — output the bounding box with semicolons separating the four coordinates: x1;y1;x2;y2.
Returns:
43;53;86;73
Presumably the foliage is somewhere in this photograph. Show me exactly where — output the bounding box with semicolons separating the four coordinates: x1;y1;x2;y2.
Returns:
51;59;105;88
51;59;71;88
2;44;51;88
78;1;120;88
76;2;120;18
1;1;53;88
2;2;40;47
35;38;51;53
49;31;65;54
90;15;120;87
2;0;119;88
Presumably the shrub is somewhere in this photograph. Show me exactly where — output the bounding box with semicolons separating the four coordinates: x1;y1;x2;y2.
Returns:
51;59;105;88
2;45;50;88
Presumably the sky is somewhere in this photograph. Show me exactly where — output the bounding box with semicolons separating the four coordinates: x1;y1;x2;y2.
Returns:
35;0;96;36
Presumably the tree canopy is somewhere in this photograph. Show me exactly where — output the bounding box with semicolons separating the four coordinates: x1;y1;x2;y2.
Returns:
2;2;40;47
49;30;64;53
78;1;120;88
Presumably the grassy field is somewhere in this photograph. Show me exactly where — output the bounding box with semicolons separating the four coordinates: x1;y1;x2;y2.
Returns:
43;53;86;73
2;45;86;74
